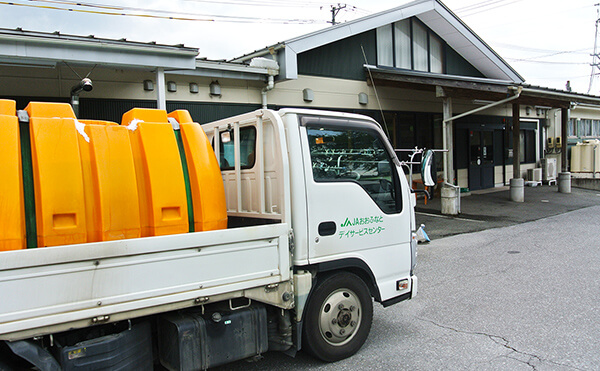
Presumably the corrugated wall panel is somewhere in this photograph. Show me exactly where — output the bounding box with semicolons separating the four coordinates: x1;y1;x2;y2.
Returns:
297;30;377;81
445;47;485;78
79;99;260;124
166;101;261;124
80;99;156;122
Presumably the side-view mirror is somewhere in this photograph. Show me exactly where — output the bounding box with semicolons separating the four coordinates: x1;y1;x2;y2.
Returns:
421;150;435;187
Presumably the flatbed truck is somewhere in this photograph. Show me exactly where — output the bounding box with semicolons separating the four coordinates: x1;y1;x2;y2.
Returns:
0;101;419;369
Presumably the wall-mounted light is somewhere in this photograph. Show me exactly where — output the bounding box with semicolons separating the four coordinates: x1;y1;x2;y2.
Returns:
143;80;154;91
189;82;199;94
70;77;93;118
358;92;368;105
210;80;221;97
167;81;177;92
303;88;314;103
525;106;532;116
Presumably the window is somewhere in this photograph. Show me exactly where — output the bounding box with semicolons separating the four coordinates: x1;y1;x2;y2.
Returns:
306;125;400;214
218;127;256;170
568;118;576;137
412;21;428;72
593;120;600;137
507;129;535;164
376;24;394;67
578;119;592;137
394;19;411;69
429;34;444;73
518;130;536;163
376;17;445;74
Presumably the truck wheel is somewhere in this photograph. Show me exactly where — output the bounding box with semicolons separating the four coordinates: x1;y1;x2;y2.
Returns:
302;272;373;362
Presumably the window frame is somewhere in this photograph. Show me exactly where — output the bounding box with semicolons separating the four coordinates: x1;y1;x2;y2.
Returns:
300;115;403;214
376;17;445;74
215;126;257;171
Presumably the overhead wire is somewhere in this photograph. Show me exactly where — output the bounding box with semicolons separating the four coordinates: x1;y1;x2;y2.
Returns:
455;0;524;17
2;0;593;87
183;0;335;7
505;59;589;65
0;0;328;24
588;4;600;94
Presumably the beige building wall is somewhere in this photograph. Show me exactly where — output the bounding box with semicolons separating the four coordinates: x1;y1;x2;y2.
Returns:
0;65;266;106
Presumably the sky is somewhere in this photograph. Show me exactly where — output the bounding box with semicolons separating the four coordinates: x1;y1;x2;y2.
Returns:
0;0;598;94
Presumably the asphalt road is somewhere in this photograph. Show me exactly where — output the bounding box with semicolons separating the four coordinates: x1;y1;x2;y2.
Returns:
219;204;600;370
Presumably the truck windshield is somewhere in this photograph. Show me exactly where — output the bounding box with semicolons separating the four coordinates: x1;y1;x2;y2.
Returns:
306;124;400;214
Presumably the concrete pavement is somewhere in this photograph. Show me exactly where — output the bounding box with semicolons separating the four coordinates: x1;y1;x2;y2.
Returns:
415;184;600;241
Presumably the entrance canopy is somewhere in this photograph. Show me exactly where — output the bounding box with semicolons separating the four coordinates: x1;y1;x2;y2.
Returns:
366;65;600;190
366;66;600;109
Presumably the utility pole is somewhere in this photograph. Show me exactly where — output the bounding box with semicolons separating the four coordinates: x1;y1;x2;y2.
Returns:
329;3;346;25
587;4;600;94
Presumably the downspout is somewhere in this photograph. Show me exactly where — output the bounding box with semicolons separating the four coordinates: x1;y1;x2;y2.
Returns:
442;86;522;125
261;75;274;109
594;143;598;179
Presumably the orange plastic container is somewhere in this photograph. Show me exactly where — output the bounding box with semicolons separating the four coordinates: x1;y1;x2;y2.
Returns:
0;99;26;251
122;108;188;237
26;102;87;247
169;110;227;231
78;120;141;242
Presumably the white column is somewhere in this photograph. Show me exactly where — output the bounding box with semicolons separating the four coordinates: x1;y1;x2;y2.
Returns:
156;68;166;110
443;96;454;184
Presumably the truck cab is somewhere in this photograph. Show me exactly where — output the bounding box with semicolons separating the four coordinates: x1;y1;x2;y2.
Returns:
203;108;417;361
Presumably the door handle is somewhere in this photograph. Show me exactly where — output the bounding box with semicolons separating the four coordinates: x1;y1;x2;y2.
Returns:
318;221;337;236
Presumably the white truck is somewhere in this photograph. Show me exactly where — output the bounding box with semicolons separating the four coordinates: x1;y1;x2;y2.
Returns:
0;107;420;370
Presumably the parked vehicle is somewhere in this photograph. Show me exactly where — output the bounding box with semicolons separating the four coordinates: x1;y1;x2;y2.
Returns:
0;100;420;369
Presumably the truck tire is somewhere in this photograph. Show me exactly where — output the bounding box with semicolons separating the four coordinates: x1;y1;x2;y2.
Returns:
302;272;373;362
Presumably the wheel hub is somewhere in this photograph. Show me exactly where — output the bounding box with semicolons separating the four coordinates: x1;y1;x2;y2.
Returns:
337;310;351;327
318;289;362;346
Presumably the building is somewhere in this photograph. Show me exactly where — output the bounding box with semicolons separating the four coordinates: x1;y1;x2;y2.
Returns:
2;0;600;201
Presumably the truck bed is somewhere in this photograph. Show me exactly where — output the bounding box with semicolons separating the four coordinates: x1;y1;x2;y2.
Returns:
0;223;291;341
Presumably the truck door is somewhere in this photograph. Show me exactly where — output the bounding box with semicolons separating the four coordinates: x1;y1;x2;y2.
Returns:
299;115;413;302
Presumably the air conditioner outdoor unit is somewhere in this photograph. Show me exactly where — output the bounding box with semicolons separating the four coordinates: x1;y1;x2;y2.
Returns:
542;158;557;185
527;168;542;184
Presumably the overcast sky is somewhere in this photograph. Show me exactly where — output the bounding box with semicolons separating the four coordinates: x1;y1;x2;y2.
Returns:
0;0;598;94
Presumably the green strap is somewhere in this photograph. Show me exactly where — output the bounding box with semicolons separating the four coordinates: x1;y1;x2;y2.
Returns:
18;111;38;248
174;129;195;233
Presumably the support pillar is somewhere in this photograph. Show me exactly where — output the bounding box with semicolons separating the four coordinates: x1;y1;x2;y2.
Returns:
437;86;460;215
156;67;166;110
559;107;571;193
511;103;524;202
444;97;455;185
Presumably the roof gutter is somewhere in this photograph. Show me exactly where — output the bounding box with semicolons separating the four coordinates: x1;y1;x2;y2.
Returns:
230;43;285;63
520;87;600;106
0;31;199;57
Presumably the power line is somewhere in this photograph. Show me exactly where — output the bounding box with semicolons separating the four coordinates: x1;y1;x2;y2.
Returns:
588;4;600;94
509;49;591;62
505;59;589;65
0;1;212;21
455;0;524;17
492;42;590;55
183;0;335;7
455;0;514;13
0;0;328;24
